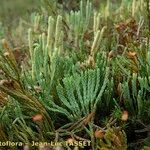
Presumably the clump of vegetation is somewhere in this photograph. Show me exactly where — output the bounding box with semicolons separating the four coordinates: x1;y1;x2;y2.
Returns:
0;0;150;150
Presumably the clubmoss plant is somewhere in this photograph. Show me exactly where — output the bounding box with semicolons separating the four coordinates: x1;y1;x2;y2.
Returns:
0;0;150;149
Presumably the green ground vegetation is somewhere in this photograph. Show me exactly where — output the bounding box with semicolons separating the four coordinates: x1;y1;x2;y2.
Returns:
0;0;150;150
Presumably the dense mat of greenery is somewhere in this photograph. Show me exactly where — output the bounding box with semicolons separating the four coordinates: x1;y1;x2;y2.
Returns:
0;0;150;150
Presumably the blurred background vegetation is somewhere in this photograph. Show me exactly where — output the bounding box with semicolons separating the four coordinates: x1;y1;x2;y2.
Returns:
0;0;122;47
0;0;40;24
0;0;122;25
